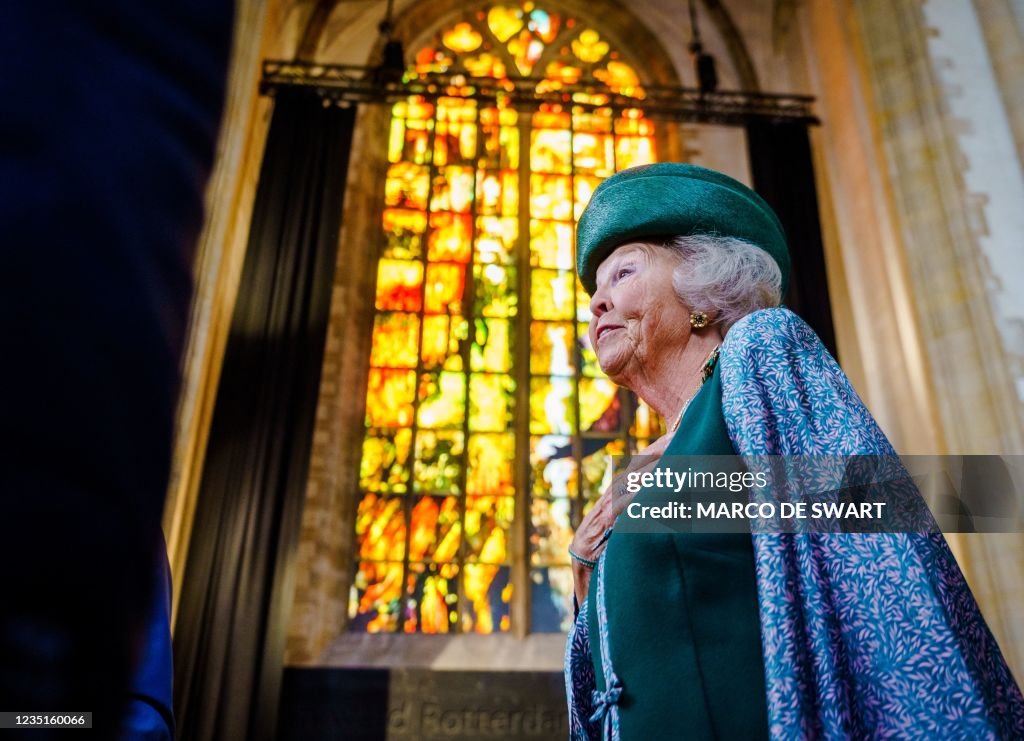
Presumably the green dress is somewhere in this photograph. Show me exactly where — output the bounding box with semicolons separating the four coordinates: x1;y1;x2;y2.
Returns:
586;362;769;739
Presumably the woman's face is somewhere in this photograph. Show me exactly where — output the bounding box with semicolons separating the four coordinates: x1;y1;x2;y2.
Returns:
588;243;691;385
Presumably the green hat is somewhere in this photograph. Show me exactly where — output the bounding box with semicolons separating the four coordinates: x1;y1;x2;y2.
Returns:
576;163;790;296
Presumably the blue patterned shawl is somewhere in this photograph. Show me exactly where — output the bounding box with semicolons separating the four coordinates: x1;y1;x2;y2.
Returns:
565;308;1024;739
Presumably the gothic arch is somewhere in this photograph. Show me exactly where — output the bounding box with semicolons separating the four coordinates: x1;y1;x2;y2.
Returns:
388;0;681;87
296;0;761;92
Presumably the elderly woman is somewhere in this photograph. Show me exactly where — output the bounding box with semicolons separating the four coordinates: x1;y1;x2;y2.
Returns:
564;164;1024;740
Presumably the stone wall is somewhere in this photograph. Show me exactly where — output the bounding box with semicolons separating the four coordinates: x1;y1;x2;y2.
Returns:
845;0;1024;675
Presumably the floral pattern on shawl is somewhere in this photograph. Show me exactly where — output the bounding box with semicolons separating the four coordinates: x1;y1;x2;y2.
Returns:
721;308;1024;740
565;600;599;739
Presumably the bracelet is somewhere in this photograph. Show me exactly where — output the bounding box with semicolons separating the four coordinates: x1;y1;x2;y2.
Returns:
568;547;598;569
569;528;614;569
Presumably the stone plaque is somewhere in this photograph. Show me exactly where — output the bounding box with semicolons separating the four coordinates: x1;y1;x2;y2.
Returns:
279;668;568;740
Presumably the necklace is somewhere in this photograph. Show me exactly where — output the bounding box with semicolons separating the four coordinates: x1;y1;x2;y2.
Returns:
669;344;721;433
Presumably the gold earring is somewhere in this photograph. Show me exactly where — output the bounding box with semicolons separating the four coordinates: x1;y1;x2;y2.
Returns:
690;311;709;329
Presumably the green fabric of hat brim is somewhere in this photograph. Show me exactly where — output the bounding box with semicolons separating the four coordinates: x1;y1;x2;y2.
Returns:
576;163;791;296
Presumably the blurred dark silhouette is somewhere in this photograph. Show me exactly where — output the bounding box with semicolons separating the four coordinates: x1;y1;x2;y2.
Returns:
0;3;233;737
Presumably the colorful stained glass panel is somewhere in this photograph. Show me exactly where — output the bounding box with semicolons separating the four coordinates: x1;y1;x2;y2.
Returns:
479;117;518;169
576;279;595;322
529;174;573;220
531;128;572;174
382;224;423;261
383;207;428;236
462;564;511;634
434;121;478;167
487;6;524;42
508;29;544;75
467;432;515;496
385;162;430;210
417;371;466;429
355;494;406;561
614;112;655;136
365;369;416;427
423;263;466;314
530;497;573;565
350;561;403;633
530;376;575;435
579;377;619;430
531;269;576;320
392;99;435;121
530;566;573;632
370;313;420;369
437;98;477;123
629;399;666;443
615;136;656;169
581;437;628;500
375;260;423;312
528;7;559;42
442;22;483;53
476;170;518;217
427;212;472;263
404;562;460;633
431;167;475;212
479;106;518;128
402;122;432;165
573;175;602;218
471;317;512;373
578;321;602;377
530;321;575;376
572;109;613;134
413;45;455;74
413;431;464;495
475;216;517;264
533;109;571;130
388;118;404;164
572;133;614;176
469;373;515;432
545;60;582;85
531;434;578;498
473;264;517;317
421;314;467;371
465;52;507;78
529;220;574;270
360;428;412;494
571;29;609;63
586;392;622;437
408;495;462;561
357;2;660;633
595;61;643;98
464;496;514;562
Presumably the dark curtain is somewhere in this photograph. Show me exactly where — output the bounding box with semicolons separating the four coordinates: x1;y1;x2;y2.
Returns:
746;122;838;358
173;91;355;741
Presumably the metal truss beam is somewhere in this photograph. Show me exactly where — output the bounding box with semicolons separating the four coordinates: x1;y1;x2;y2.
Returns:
261;60;818;126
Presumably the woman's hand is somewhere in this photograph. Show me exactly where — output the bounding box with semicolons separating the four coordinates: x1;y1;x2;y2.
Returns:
570;434;674;606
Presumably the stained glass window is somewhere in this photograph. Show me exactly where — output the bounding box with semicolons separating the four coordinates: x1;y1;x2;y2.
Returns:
351;2;659;635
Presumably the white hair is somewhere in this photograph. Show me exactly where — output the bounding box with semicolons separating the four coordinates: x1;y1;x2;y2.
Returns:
661;234;782;332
